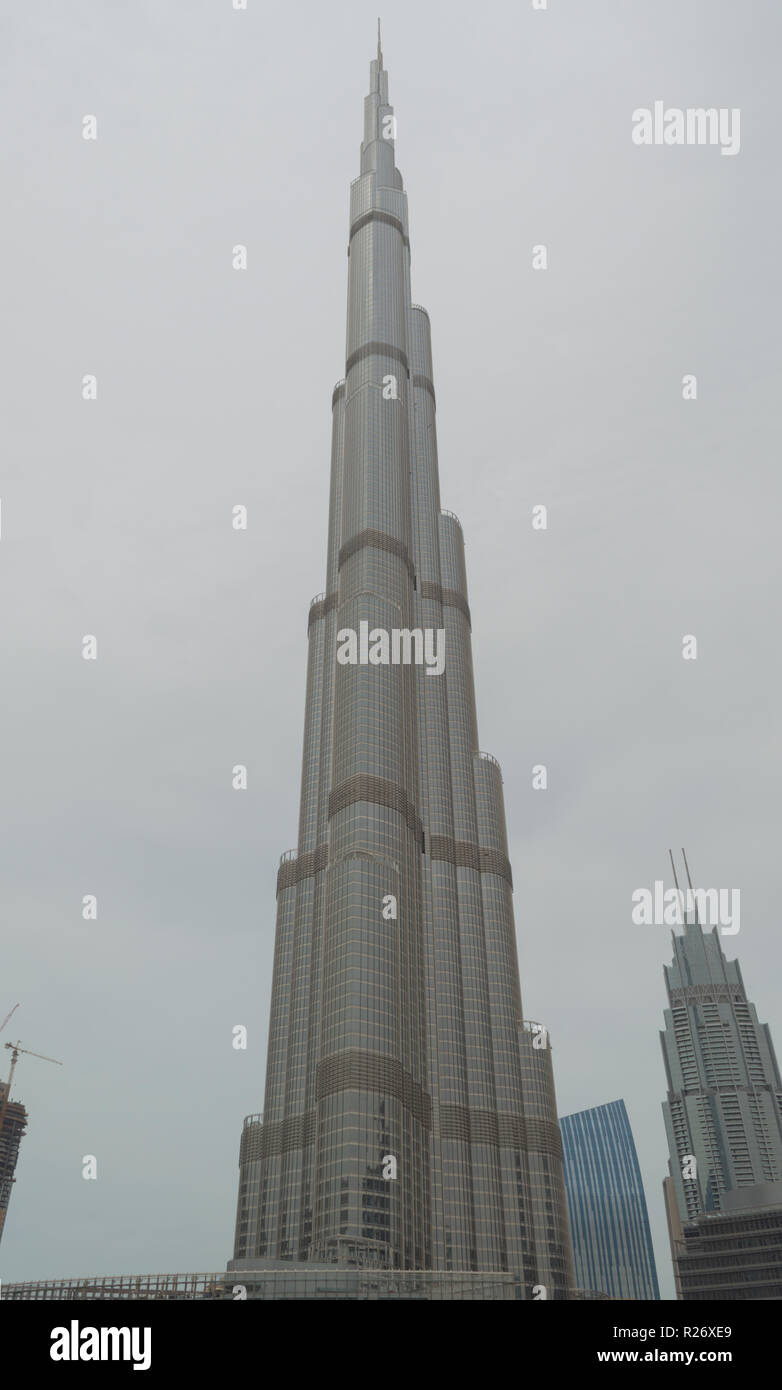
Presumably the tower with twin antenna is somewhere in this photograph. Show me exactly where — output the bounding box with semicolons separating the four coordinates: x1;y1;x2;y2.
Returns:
661;850;782;1223
230;30;574;1295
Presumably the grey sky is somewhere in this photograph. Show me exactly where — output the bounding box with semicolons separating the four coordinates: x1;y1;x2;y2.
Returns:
2;0;780;1300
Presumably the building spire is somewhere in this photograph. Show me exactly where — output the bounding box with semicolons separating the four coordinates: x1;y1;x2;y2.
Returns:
377;17;383;69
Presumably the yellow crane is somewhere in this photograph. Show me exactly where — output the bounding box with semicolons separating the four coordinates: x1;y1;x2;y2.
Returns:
0;1039;63;1143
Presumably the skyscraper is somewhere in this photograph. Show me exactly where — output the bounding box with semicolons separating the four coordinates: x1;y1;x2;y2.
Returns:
661;919;782;1221
560;1099;659;1301
0;1081;28;1247
230;33;574;1296
660;905;782;1298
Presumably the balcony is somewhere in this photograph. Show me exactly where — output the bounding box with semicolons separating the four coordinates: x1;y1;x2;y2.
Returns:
477;751;501;770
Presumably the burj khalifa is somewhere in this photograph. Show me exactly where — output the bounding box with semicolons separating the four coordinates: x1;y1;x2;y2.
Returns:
230;30;574;1298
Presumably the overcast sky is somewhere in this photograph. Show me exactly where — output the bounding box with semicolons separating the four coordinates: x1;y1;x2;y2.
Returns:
2;0;780;1300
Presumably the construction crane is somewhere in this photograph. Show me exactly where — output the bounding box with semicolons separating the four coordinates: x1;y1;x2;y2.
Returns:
0;1040;63;1143
0;1004;19;1036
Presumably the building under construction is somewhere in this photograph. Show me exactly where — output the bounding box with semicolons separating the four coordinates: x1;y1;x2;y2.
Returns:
0;1079;28;1246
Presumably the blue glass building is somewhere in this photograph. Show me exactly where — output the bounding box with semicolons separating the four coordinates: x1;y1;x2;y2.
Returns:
560;1100;659;1301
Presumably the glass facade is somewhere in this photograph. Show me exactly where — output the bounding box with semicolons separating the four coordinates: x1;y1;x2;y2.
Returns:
231;36;574;1297
560;1099;659;1300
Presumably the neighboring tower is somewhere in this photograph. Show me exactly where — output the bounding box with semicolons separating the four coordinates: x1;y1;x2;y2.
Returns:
231;36;574;1295
661;921;782;1221
560;1099;659;1300
659;861;782;1299
0;1081;28;1246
